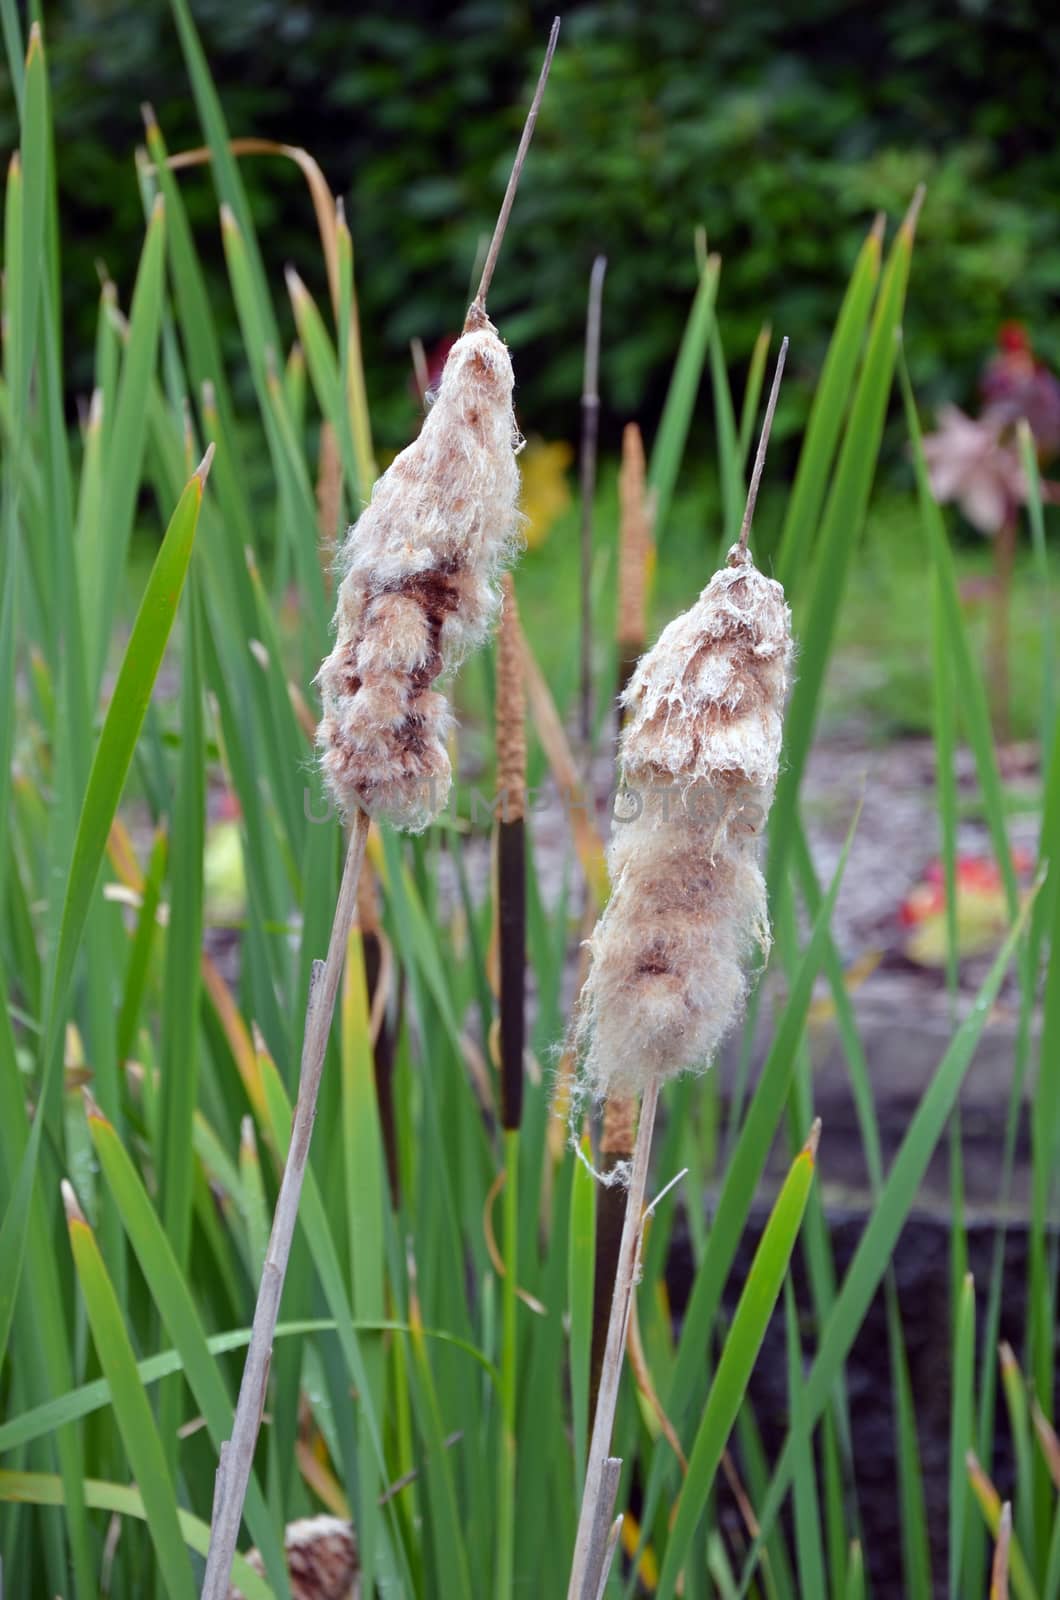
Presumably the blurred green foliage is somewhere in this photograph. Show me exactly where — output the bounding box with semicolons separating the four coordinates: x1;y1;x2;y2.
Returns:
3;0;1059;445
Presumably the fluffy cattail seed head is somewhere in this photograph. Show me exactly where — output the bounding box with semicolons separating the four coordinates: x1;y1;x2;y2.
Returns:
316;315;523;831
575;542;793;1097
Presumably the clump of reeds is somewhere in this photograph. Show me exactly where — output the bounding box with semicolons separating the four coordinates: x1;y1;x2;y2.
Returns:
567;341;792;1599
201;22;560;1595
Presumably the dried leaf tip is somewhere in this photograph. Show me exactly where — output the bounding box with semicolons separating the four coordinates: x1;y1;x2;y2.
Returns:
194;441;216;488
285;264;309;304
141;101;158;134
902;182;926;239
81;1085;105;1123
802;1116;822;1161
734;335;788;559
26;20;42;63
468;16;560;320
61;1179;86;1226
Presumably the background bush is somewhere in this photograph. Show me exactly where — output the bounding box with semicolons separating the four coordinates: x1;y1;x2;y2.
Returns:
3;0;1059;447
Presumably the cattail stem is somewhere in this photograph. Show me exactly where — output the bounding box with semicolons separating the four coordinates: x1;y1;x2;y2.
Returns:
579;255;607;753
588;1095;635;1423
496;575;527;1129
469;17;560;319
568;1075;660;1600
496;1125;521;1596
201;808;371;1599
497;817;526;1128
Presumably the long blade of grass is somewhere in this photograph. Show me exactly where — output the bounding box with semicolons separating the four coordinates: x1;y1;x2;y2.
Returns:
88;196;167;692
341;927;389;1594
0;1470;273;1600
0;453;210;1378
950;1273;976;1599
86;1096;291;1598
62;1183;198;1600
648;251;720;545
737;888;1035;1593
569;1132;597;1493
774;213;884;592
657;1124;819;1597
768;192;920;896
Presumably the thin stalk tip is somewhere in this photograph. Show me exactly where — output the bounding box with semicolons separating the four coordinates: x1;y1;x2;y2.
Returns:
194;441;216;488
902;182;926;239
468;16;560;320
735;335;788;556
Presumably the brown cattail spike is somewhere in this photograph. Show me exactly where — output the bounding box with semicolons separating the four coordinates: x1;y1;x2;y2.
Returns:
736;335;787;557
496;575;527;822
616;422;652;653
468;17;560;321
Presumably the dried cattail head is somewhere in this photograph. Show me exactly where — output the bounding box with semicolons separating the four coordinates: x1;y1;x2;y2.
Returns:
228;1515;358;1600
316;316;523;831
575;348;793;1098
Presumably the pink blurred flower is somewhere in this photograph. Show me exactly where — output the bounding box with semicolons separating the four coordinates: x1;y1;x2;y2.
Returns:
921;405;1026;536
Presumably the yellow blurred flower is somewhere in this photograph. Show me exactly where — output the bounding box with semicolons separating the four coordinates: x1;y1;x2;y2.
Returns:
519;436;573;548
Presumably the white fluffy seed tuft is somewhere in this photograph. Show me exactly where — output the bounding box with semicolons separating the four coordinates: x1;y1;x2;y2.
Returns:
575;543;793;1096
317;313;523;831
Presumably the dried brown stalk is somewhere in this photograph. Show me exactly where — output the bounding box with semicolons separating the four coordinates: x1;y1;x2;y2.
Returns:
201;811;370;1599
